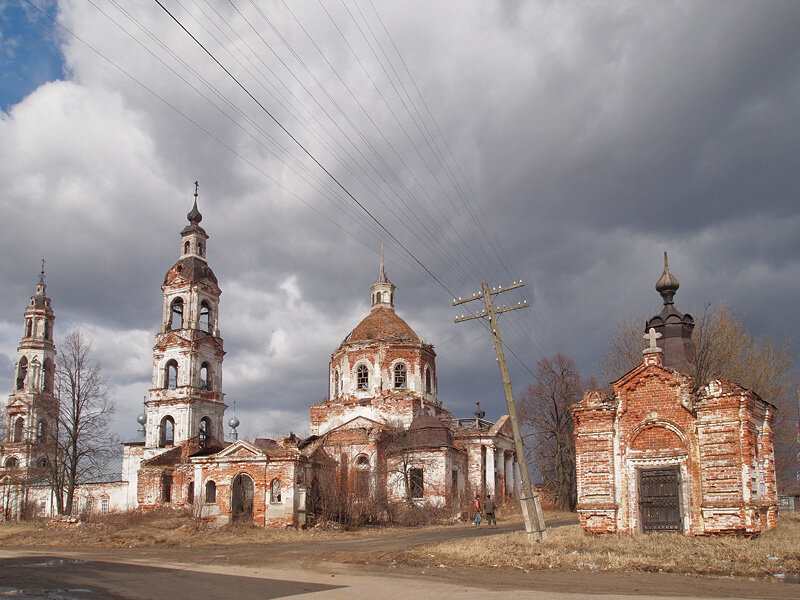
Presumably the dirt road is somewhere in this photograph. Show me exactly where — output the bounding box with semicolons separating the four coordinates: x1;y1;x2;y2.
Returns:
1;518;797;599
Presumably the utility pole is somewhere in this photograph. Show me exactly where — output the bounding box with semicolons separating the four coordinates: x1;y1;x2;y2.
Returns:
453;280;547;542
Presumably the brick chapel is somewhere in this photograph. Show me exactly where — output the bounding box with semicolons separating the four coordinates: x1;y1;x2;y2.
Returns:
1;196;522;524
572;254;777;535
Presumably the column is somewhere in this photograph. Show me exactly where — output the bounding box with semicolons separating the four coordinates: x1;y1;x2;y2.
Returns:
485;445;496;497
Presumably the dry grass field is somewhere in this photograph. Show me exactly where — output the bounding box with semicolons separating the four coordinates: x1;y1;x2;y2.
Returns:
384;512;800;580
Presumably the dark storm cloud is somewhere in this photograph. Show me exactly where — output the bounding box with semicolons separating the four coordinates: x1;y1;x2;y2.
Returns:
0;1;798;439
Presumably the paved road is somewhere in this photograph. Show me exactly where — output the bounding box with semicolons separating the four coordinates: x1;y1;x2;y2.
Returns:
0;518;797;600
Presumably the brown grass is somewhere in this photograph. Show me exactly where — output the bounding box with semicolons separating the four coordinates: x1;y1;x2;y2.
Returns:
384;513;800;580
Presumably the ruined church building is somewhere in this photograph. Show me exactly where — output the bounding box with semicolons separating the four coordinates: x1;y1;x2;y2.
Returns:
0;194;521;524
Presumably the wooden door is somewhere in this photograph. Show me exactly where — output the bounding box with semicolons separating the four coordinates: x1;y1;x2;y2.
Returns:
231;474;254;524
638;466;681;532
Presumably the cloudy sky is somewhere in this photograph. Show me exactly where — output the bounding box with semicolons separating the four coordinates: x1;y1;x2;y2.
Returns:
1;0;798;442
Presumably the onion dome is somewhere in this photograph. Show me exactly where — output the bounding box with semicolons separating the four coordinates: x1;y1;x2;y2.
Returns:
228;416;240;429
187;197;202;225
655;252;680;304
340;308;421;348
136;413;147;426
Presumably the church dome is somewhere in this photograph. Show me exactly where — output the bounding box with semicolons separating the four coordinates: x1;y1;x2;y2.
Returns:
340;307;420;347
408;414;453;448
164;256;218;286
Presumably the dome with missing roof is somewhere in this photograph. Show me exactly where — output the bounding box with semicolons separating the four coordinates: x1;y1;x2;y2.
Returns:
340;307;420;348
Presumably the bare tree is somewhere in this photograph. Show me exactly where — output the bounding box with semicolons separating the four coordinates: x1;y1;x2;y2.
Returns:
382;421;418;503
600;303;799;485
51;329;118;515
518;354;592;511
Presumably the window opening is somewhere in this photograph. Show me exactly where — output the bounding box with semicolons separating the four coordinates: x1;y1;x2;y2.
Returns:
160;416;175;447
199;301;211;332
4;457;18;468
37;457;48;469
165;360;178;389
84;497;93;515
198;242;203;256
25;319;32;337
394;363;407;389
425;367;431;394
452;469;458;494
170;297;184;330
187;481;194;505
409;468;424;499
42;359;52;391
162;474;172;503
12;418;24;443
270;479;282;503
200;363;211;390
37;420;46;442
205;480;217;504
101;498;109;515
354;455;370;498
333;369;339;398
356;364;369;390
16;357;28;390
184;241;190;254
199;417;211;447
44;321;51;339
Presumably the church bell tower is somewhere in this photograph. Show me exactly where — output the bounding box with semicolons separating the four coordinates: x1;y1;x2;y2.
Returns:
144;185;226;453
1;262;58;479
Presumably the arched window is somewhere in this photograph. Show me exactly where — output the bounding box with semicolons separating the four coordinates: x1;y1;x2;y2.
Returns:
389;292;393;305
187;481;194;505
354;455;370;498
333;369;339;398
356;364;369;390
394;363;407;389
42;359;52;391
37;457;48;469
12;417;24;443
159;416;175;447
169;297;184;330
199;416;211;447
4;457;18;468
205;480;217;504
376;291;381;303
16;357;28;390
44;321;51;339
37;420;46;442
425;367;432;394
25;319;32;337
184;241;190;254
198;242;203;256
199;363;211;390
164;360;178;389
270;478;282;503
199;301;211;333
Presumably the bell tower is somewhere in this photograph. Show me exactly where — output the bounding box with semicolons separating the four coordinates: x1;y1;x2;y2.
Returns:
144;185;226;453
370;244;396;312
1;261;58;477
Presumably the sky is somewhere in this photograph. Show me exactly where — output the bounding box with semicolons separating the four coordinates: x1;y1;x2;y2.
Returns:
1;0;798;443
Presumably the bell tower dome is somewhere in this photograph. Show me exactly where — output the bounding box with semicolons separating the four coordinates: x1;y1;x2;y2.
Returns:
370;244;396;312
145;184;226;453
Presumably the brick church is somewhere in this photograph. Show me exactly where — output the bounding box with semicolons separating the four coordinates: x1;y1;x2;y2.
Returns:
572;255;777;535
1;195;521;524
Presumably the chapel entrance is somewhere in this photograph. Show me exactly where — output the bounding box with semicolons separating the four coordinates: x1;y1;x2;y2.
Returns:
638;466;681;532
231;473;254;524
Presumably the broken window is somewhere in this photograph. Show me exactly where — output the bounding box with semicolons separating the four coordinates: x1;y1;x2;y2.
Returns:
270;479;282;503
169;297;184;330
199;363;211;390
37;420;46;442
187;481;194;505
394;363;407;389
356;364;369;390
205;480;217;504
199;301;211;333
12;417;24;443
16;356;28;390
25;319;33;337
199;417;211;447
425;367;431;394
160;416;175;447
409;468;424;499
4;456;18;468
165;360;178;389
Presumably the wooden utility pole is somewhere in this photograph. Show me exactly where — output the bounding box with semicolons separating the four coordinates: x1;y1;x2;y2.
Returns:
453;280;546;542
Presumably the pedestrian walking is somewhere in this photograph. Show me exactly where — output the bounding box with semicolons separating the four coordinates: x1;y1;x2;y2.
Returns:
483;494;496;527
472;494;482;527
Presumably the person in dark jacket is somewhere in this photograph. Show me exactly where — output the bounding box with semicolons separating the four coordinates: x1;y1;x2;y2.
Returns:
483;494;497;527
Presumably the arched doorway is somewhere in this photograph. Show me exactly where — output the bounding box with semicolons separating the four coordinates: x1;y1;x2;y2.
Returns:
231;473;254;524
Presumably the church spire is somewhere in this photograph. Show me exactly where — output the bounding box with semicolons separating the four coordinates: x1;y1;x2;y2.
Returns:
370;245;396;312
187;180;203;226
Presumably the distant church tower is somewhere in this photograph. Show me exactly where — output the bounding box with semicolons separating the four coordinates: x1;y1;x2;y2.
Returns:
144;187;225;453
0;262;58;517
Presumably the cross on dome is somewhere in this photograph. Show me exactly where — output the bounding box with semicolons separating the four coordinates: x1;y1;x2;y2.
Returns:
643;327;663;353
